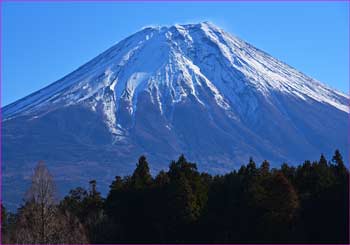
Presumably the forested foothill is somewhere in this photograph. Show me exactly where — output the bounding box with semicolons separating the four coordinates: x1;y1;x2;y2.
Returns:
1;150;349;244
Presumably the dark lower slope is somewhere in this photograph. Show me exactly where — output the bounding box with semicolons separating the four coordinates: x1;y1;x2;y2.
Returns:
2;91;348;210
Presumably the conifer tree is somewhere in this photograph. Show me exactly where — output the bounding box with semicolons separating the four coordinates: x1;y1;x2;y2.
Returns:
332;149;347;179
6;152;349;243
260;160;270;176
155;170;170;186
109;176;123;191
319;154;328;166
246;157;257;177
280;163;295;183
259;172;299;240
131;156;153;188
59;187;88;221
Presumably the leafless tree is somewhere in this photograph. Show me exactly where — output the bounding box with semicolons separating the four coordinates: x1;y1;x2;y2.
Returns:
11;161;89;244
27;160;56;243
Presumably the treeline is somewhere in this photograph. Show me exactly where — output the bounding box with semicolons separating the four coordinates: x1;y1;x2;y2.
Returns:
1;150;349;244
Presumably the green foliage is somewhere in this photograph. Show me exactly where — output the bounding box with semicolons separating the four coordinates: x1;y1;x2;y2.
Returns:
60;152;350;243
59;187;88;221
168;155;208;224
4;151;349;243
59;182;104;243
131;155;153;189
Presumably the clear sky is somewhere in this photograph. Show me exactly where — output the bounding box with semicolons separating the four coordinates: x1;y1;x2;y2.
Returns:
1;1;349;106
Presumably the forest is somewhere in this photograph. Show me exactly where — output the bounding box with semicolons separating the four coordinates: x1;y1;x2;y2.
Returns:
1;150;349;244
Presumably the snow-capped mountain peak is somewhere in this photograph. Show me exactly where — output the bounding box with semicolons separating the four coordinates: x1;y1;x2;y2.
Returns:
3;22;348;126
3;22;349;210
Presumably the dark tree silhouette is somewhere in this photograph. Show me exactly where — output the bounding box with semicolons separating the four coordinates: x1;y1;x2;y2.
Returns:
3;152;349;244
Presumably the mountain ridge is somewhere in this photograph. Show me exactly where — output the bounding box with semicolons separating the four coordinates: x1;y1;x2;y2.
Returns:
3;22;348;121
2;21;348;210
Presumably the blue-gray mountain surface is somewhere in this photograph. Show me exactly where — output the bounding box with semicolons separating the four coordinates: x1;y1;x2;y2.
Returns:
2;22;348;209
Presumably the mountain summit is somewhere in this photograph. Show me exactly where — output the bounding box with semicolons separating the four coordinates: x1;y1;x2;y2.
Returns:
3;22;348;208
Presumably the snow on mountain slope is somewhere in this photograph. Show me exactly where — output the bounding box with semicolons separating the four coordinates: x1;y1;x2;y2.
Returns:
2;22;349;210
4;22;348;124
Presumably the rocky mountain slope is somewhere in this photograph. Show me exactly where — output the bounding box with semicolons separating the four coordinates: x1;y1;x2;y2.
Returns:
2;22;348;209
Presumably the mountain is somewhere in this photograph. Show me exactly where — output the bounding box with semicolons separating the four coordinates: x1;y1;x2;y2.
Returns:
2;22;348;209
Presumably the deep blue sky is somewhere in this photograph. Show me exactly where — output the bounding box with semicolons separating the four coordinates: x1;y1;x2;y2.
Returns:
2;1;349;106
